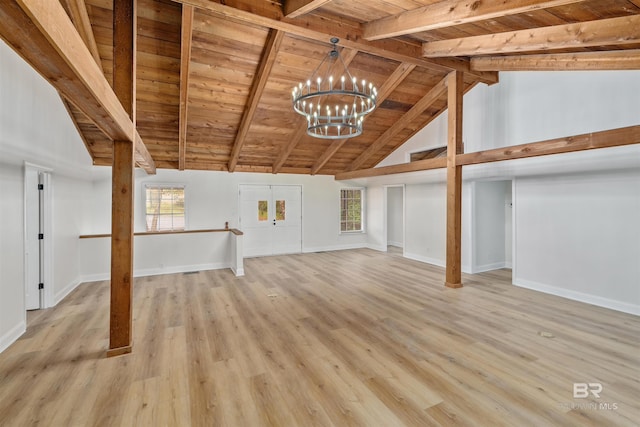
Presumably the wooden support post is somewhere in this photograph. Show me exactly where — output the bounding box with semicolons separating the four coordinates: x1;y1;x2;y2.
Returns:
108;0;136;357
445;70;463;289
108;140;135;356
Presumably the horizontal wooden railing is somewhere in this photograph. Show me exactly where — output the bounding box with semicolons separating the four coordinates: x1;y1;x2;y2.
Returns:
80;228;243;239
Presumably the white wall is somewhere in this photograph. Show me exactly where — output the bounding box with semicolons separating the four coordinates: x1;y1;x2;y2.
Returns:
379;71;640;166
80;169;370;280
80;232;233;282
0;40;95;352
355;70;640;314
514;170;640;314
403;182;447;267
0;42;95;176
0;164;26;352
53;176;99;299
400;182;472;271
387;186;403;248
365;186;385;251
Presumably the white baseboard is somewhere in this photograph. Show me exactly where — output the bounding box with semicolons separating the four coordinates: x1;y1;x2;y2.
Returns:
0;321;26;354
231;266;244;277
54;277;82;305
404;253;474;274
134;262;230;278
514;278;640;316
302;243;367;253
403;252;445;268
387;241;403;248
81;262;232;283
473;261;509;274
80;273;110;283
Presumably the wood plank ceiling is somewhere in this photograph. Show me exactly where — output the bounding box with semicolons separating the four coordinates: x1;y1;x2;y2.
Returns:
59;0;640;175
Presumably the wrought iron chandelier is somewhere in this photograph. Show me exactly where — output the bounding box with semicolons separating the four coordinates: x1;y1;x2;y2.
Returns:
292;38;377;139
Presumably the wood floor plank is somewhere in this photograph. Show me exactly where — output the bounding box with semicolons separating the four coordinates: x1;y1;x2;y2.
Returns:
0;248;638;426
249;372;300;427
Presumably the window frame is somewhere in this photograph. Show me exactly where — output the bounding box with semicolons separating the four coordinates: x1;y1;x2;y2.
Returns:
143;183;187;232
339;187;365;234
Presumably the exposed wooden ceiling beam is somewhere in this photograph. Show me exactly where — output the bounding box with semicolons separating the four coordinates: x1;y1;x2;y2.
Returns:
272;123;308;174
1;0;155;173
423;15;640;57
335;125;640;180
310;62;416;175
173;0;497;84
345;75;448;172
284;0;333;18
363;0;586;41
471;50;640;71
59;0;103;70
335;157;446;180
58;0;105;167
374;63;419;107
179;4;194;171
273;48;359;174
229;29;284;172
310;139;348;175
134;133;155;173
457;125;640;166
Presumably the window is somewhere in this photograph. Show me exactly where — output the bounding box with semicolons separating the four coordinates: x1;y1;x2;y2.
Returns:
145;185;185;231
340;188;364;232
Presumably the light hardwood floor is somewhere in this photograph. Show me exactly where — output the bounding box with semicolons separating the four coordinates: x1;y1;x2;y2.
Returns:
0;249;638;426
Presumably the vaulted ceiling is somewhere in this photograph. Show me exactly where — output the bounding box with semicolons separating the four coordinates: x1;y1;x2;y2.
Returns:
12;1;640;174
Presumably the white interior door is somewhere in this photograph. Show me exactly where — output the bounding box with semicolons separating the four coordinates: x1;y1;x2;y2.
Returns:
240;185;302;257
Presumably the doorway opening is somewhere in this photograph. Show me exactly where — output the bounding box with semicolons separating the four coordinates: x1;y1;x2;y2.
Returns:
471;180;513;279
385;185;405;256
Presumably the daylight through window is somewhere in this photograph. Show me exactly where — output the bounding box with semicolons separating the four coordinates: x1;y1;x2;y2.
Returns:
145;185;185;231
340;188;363;232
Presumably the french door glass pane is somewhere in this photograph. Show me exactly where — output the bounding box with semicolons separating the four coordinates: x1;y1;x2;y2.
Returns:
276;200;285;221
258;200;268;221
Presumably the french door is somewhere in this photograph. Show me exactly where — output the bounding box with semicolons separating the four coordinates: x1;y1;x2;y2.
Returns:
239;185;302;257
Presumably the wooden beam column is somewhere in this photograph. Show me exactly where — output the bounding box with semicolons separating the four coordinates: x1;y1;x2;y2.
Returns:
108;0;137;357
445;70;463;289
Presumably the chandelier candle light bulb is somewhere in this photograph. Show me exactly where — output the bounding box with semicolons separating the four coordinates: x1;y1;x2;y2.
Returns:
292;38;377;139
